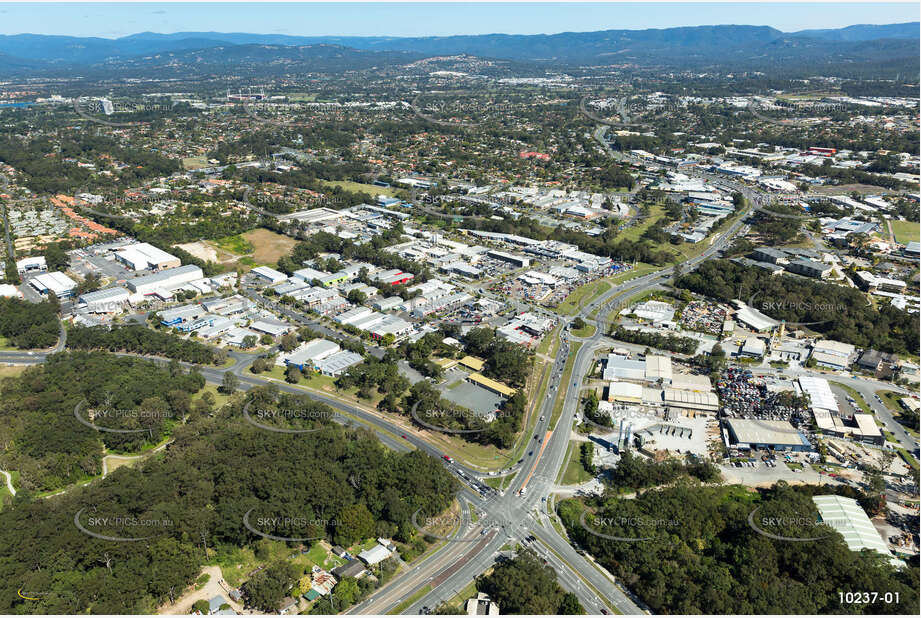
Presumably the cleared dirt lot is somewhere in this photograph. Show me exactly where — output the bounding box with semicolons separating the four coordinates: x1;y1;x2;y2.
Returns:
243;228;298;265
175;241;219;262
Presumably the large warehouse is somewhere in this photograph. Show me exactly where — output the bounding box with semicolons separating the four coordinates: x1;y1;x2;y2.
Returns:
812;495;903;567
115;242;181;271
78;286;131;313
126;264;204;295
724;418;812;452
30;271;77;298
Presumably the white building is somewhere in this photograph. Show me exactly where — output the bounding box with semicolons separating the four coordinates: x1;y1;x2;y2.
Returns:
30;271;77;298
114;242;180;271
250;266;288;284
126;264;204;295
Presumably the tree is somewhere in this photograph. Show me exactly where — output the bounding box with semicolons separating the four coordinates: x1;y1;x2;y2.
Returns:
285;364;301;384
192;600;210;614
244;561;298;611
336;503;376;546
242;335;257;349
220;372;238;394
558;592;585;614
333;577;360;606
251;357;268;374
280;333;298;352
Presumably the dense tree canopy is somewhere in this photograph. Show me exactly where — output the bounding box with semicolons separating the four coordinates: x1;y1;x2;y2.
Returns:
0;368;458;614
677;260;919;354
559;483;919;614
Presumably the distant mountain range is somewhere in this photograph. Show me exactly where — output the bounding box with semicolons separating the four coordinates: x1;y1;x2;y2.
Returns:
0;22;917;77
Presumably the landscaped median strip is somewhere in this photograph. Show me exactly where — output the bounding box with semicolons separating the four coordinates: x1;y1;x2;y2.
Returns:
531;534;621;615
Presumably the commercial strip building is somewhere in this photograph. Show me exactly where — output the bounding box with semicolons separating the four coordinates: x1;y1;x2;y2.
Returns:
467;372;517;398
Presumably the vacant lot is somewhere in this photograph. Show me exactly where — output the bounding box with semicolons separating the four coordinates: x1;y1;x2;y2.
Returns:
181;156;209;171
890;219;919;244
244;228;299;265
0;364;27;378
320;179;400;198
185;228;298;269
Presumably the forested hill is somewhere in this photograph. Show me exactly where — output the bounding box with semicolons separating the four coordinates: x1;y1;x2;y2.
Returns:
0;353;458;614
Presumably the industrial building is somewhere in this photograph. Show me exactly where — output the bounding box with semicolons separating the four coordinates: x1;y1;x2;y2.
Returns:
812;495;903;567
16;256;46;275
785;259;832;279
810;340;855;370
280;339;340;370
739;337;766;358
368;315;414;341
607;381;643;404
315;350;364;376
114;242;180;271
78;286;130;313
250;266;288;284
127;264;204;295
645;355;673;384
603;354;645;381
486;250;530;268
724;419;812;451
29;271;77;298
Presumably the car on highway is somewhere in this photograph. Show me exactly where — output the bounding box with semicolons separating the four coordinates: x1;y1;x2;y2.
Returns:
442;455;453;463
401;434;408;439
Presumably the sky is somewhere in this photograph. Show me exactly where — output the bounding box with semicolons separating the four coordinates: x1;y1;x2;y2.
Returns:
0;2;917;38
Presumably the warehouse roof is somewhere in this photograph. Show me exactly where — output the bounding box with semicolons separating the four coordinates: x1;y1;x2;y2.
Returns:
467;373;516;397
609;381;643;403
797;377;839;412
645;355;673;381
812;495;899;564
726;419;810;447
663;388;719;410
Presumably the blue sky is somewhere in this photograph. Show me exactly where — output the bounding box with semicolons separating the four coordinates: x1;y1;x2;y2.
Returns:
0;2;917;38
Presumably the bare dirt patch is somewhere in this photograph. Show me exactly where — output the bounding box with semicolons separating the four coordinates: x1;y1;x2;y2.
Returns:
244;228;298;265
175;241;219;262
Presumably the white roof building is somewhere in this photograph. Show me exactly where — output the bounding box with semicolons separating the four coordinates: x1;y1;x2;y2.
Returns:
251;266;288;284
813;495;903;567
358;544;392;566
115;242;180;271
30;271;77;297
280;339;340;368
